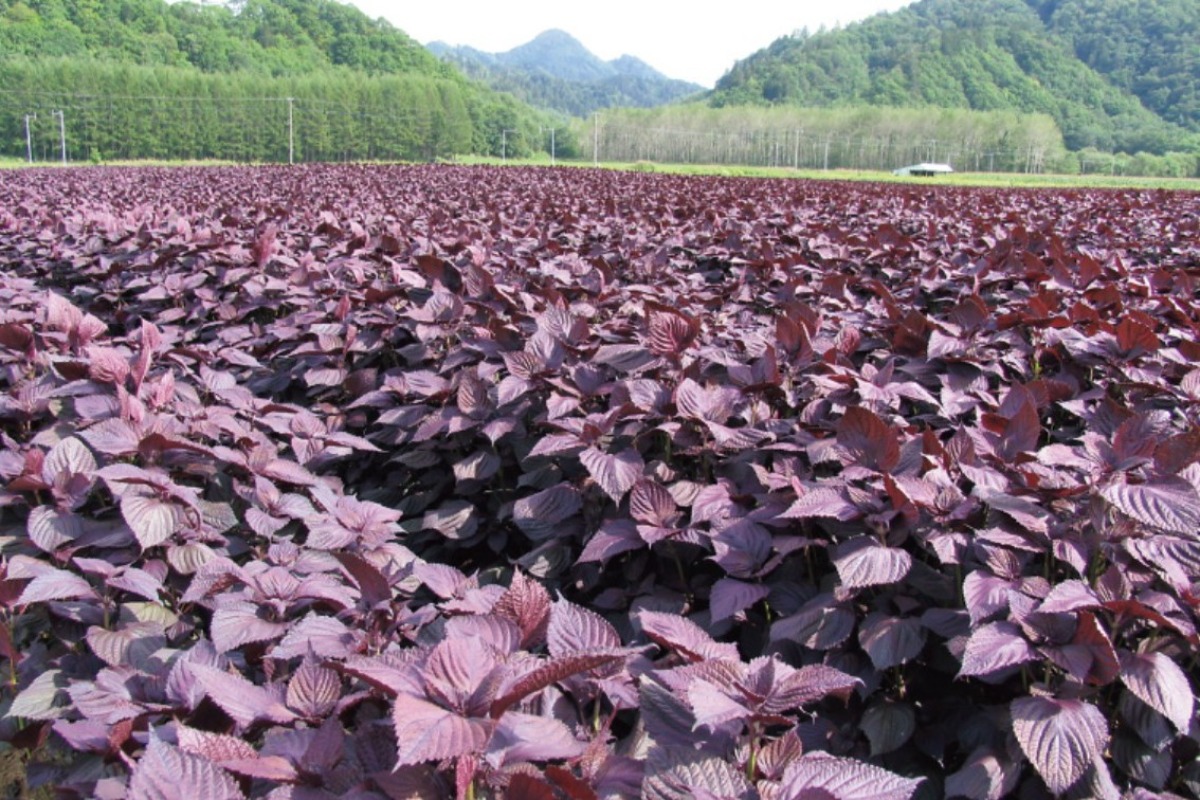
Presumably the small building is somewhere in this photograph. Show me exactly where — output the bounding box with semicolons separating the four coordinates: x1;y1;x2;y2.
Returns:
892;162;955;177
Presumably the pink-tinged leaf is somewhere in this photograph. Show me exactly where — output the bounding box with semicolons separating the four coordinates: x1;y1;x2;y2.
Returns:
630;480;678;527
27;506;82;552
7;670;69;720
79;418;141;456
219;756;300;783
646;303;700;358
422;501;478;541
638;611;740;662
687;679;750;730
121;494;179;549
580;446;644;504
780;488;859;521
858;614;926;671
768;664;861;711
1011;695;1109;795
578;518;644;563
528;433;586;459
709;579;769;624
513;483;582;541
944;747;1021;800
492;570;551;649
191;664;298;729
486;710;585;767
444;615;522;655
491;650;625;718
86;622;165;669
549;598;621;656
962;572;1013;625
286;656;341;718
779;752;921;800
272;613;364;660
86;345;130;385
392;693;491;766
958;621;1037;678
1118;651;1194;731
424;638;499;713
210;600;288;654
645;749;754;800
1039;580;1102;614
176;725;257;763
43;436;97;482
831;537;911;590
1100;477;1200;536
675;378;740;424
129;735;245;800
259;459;320;486
17;568;98;604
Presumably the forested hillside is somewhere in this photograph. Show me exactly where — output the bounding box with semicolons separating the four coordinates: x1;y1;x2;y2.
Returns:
0;0;566;162
428;30;704;117
710;0;1200;156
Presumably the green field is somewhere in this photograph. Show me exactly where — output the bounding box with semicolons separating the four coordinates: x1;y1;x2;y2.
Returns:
5;154;1199;191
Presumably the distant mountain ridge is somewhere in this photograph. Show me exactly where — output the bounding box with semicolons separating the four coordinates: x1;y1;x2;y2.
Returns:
709;0;1200;155
428;30;704;117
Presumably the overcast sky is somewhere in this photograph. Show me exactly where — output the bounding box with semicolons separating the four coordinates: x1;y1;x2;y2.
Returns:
348;1;914;88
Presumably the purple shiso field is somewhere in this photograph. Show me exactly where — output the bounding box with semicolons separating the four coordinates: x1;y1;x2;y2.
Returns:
0;164;1199;799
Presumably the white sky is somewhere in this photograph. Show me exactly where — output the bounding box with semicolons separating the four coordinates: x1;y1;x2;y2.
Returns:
348;1;915;88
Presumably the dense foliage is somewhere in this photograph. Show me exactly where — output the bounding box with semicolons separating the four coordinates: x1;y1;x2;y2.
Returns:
710;0;1200;158
0;0;566;162
428;30;705;118
1;164;1199;799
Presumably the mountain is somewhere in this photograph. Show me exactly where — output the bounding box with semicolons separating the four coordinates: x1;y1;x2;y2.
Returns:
0;0;568;162
709;0;1199;155
428;29;705;117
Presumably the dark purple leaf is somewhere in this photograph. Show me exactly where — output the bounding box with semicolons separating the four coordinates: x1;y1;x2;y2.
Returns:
861;701;916;756
708;578;769;623
858;614;926;671
210;600;289;654
580;446;644;504
513;483;582;541
486;711;584;766
492;570;551;649
392;693;491;766
1011;695;1109;795
191;664;298;729
832;537;912;590
1118;651;1193;731
549;598;621;655
944;747;1021;800
637;610;740;662
778;752;922;800
1101;477;1200;535
286;656;341;718
128;734;245;800
958;621;1037;678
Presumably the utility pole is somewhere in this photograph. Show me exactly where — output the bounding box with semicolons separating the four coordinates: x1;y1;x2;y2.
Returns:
52;109;66;165
822;138;830;171
23;114;35;164
286;97;294;165
501;129;516;162
593;114;599;167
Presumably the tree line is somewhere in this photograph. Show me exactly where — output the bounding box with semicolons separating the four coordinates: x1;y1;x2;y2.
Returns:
0;58;565;163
